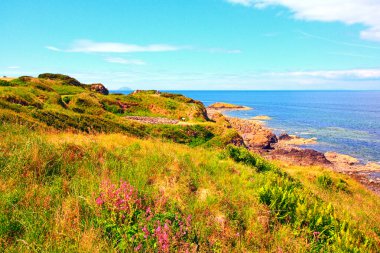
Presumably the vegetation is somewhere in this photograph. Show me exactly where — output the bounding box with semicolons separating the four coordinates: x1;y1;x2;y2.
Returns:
0;74;379;252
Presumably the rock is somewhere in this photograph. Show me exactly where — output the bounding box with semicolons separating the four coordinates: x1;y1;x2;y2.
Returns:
251;115;272;120
277;134;317;146
90;83;109;95
207;102;251;111
278;133;292;140
227;117;277;149
364;162;380;171
325;152;360;166
271;148;332;166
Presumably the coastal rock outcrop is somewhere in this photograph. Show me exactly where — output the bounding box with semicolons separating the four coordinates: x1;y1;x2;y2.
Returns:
227;117;277;149
251;115;271;120
208;102;251;111
277;134;317;146
90;83;109;95
278;133;292;140
270;147;332;166
325;152;360;166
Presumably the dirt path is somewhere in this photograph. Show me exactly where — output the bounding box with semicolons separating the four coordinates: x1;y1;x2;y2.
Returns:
125;116;179;124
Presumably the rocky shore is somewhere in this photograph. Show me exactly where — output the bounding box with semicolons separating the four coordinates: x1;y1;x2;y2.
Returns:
207;104;380;195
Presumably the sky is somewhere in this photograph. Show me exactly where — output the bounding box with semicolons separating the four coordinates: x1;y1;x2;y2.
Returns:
1;0;380;90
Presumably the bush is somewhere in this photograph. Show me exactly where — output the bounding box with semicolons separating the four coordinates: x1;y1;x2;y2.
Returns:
225;145;274;172
317;175;350;192
317;174;334;189
0;80;12;87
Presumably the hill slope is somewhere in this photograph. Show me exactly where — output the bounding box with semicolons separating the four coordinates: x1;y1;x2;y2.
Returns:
0;75;379;252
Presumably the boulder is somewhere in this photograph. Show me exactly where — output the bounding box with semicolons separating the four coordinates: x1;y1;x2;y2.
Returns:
278;133;292;140
325;152;360;166
271;148;331;166
90;83;109;95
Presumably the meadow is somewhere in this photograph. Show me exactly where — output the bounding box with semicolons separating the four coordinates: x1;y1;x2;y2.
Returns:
0;74;379;252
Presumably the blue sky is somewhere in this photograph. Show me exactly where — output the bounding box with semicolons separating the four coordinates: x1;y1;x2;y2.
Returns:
1;0;380;90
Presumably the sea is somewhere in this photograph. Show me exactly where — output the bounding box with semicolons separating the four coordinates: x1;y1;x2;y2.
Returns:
116;90;380;164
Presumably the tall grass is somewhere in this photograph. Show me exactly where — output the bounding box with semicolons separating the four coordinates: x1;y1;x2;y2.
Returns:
1;124;379;252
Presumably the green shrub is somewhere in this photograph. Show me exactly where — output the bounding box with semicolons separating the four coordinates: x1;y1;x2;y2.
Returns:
61;95;72;104
258;173;374;252
336;179;349;192
0;80;12;87
317;174;334;189
225;145;273;172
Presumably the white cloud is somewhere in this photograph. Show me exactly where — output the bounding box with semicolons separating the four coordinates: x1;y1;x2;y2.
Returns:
271;69;380;79
47;40;182;53
5;67;380;90
45;46;61;51
105;57;146;65
7;66;20;69
46;40;243;55
226;0;380;42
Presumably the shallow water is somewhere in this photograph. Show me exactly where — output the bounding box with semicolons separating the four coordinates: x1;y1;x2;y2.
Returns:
169;91;380;163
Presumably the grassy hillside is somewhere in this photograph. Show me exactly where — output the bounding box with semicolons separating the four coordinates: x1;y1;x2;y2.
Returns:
0;124;379;252
0;74;379;252
0;74;239;147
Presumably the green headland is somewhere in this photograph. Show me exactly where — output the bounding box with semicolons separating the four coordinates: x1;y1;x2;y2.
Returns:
0;74;379;252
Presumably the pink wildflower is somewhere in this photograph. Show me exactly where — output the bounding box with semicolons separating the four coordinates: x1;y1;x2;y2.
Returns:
142;225;150;239
134;243;142;251
96;196;104;205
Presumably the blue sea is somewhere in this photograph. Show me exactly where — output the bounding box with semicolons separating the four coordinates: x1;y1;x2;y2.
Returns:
171;91;380;164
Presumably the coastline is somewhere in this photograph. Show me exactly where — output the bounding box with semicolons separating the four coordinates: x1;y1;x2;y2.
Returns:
207;104;380;195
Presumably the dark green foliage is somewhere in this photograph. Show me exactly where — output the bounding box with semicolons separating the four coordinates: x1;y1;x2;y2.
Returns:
9;78;27;86
161;92;197;103
151;124;214;146
317;174;350;192
61;96;71;104
224;145;375;252
258;173;373;252
317;174;334;189
33;83;54;92
31;110;146;136
0;80;12;87
336;179;349;192
225;145;274;172
38;73;82;86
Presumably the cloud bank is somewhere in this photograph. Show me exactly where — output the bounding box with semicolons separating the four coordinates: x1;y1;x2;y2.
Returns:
227;0;380;42
47;40;181;53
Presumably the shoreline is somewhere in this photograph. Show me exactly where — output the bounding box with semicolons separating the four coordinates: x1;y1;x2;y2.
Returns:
207;105;380;195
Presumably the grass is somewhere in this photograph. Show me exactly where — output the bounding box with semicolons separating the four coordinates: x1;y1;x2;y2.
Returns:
0;75;240;147
0;124;379;252
0;74;379;252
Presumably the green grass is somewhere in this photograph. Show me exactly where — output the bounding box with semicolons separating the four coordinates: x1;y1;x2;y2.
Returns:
0;124;379;252
0;75;237;147
0;74;379;252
